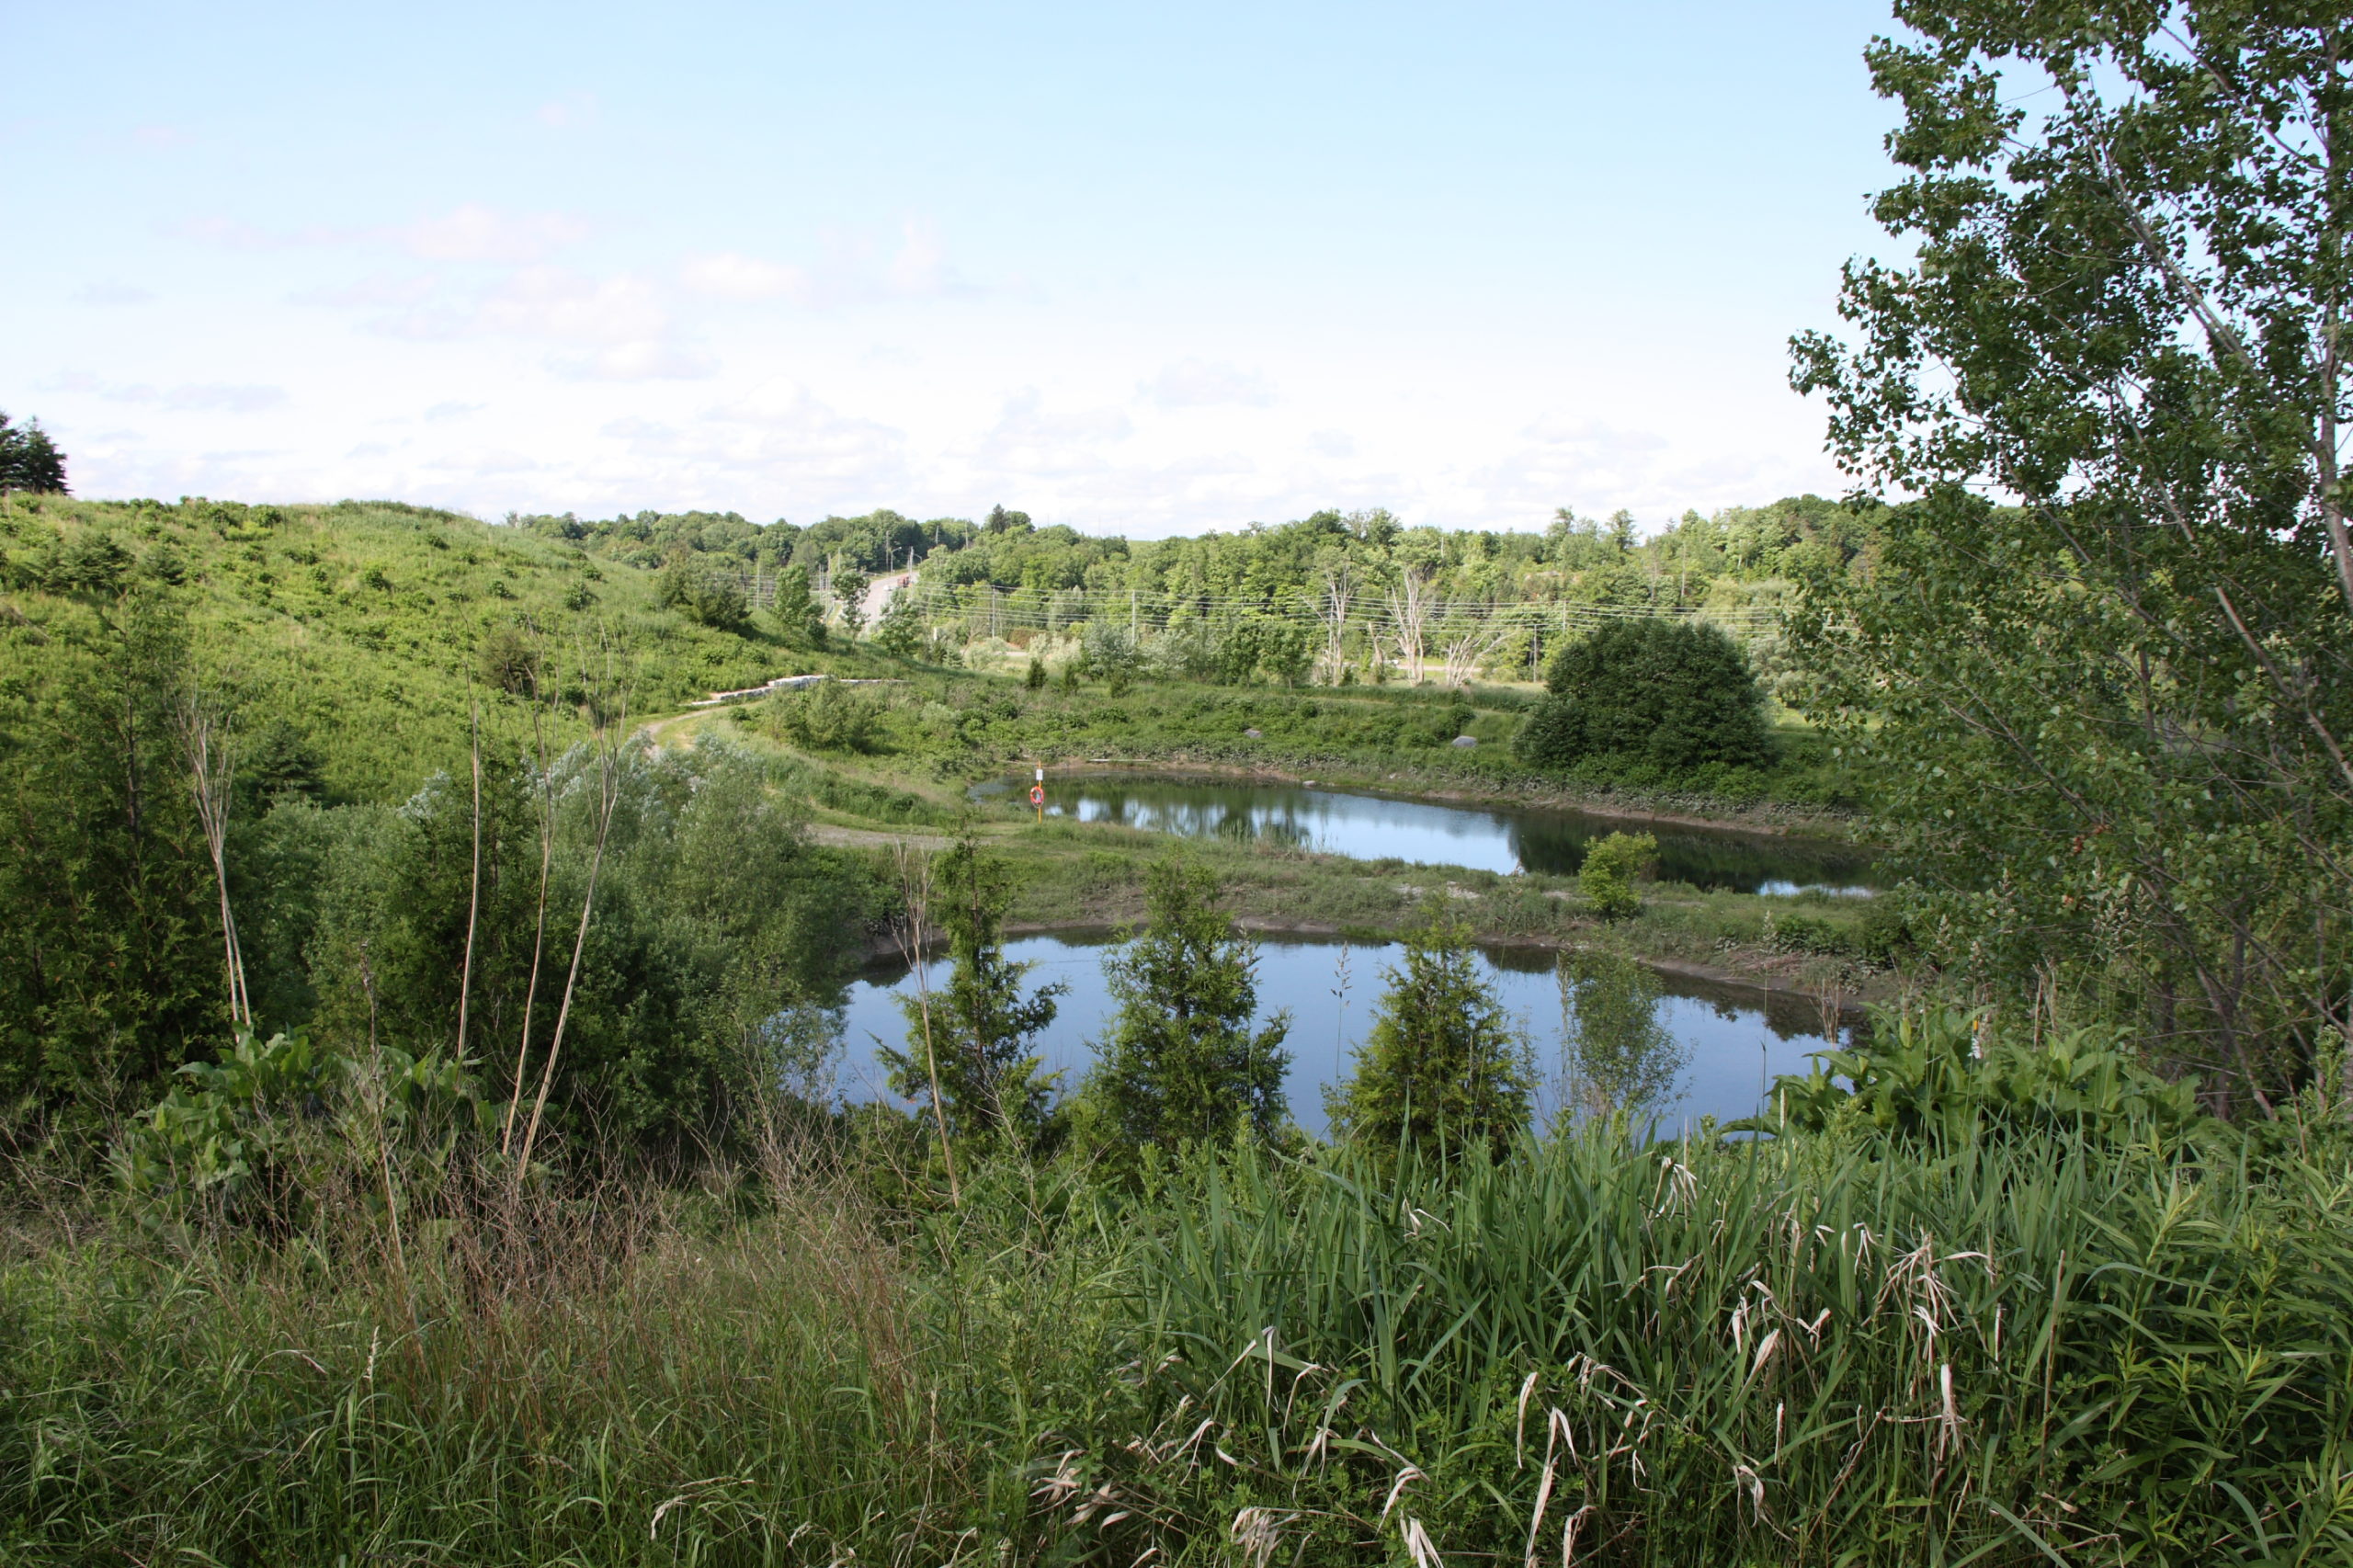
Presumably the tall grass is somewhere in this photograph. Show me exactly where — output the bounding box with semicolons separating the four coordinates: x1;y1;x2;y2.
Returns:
5;1125;2350;1564
0;1153;1121;1565
1075;1130;2353;1565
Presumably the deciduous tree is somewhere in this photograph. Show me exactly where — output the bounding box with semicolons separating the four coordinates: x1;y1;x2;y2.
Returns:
1790;3;2353;1111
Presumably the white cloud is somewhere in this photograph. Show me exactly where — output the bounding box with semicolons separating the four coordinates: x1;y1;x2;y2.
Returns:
679;251;812;302
966;388;1134;479
680;219;979;311
420;447;545;476
1142;358;1276;408
1461;415;1815;527
477;267;667;343
72;281;153;306
346;267;682;352
176;215;349;249
423;401;483;422
885;218;948;295
292;273;438;308
548;341;720;381
178;204;587;264
396;204;590;263
50;373;288;414
1308;429;1357;458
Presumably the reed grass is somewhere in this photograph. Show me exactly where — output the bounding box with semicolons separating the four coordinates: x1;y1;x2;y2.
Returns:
1085;1129;2353;1565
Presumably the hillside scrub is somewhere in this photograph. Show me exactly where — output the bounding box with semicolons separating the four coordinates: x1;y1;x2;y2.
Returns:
0;496;881;801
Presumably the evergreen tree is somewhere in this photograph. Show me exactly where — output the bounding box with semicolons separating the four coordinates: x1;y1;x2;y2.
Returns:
1091;851;1290;1148
0;413;69;494
882;840;1064;1148
1325;902;1532;1162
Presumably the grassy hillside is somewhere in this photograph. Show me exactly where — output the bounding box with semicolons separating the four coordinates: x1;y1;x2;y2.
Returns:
0;495;878;801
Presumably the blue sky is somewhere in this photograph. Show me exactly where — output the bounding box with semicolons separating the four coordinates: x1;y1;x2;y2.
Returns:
7;1;1904;535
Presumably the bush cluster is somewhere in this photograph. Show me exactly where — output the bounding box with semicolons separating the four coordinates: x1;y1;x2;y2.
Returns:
1516;619;1774;780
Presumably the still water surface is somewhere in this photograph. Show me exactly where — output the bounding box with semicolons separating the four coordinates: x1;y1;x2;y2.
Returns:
983;774;1878;895
836;933;1845;1135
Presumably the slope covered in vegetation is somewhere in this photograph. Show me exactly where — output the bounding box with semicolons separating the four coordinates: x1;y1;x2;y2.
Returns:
0;495;828;801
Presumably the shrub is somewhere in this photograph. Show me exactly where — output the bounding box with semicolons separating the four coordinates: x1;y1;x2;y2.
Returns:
122;1028;481;1222
767;564;828;648
871;589;925;658
1733;1006;2205;1144
1516;619;1772;775
1084;622;1140;696
761;680;881;753
658;555;751;632
1577;829;1655;919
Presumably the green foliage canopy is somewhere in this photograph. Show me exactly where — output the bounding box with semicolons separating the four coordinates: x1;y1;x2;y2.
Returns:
0;590;221;1116
1788;3;2353;1110
1576;829;1656;920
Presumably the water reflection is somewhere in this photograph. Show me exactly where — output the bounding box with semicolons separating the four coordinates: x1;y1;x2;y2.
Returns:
983;774;1879;896
835;933;1847;1136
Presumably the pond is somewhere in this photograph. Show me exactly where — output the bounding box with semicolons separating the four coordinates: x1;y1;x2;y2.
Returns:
980;773;1879;895
835;933;1848;1135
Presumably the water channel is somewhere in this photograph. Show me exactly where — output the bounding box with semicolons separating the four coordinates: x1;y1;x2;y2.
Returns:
837;933;1847;1134
979;772;1878;895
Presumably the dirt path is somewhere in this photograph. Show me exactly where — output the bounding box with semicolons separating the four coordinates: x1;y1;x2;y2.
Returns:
807;823;961;852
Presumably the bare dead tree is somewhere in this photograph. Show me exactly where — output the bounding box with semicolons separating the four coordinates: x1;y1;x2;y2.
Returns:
1435;602;1515;688
176;688;250;1030
1385;565;1435;685
1316;565;1355;685
503;632;559;1155
457;686;482;1061
516;638;631;1181
890;839;960;1207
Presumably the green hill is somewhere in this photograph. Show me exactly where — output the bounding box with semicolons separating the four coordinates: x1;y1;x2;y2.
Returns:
0;495;857;801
